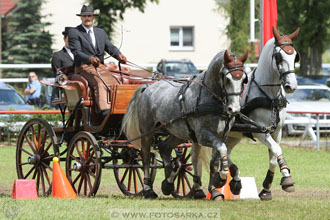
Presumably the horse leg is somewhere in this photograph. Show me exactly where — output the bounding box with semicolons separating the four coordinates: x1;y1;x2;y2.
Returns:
226;137;242;195
158;136;182;196
141;136;158;199
259;149;276;200
188;142;206;199
255;132;295;199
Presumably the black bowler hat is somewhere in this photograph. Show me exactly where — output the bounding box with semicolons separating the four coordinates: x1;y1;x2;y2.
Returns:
76;5;98;16
62;27;73;36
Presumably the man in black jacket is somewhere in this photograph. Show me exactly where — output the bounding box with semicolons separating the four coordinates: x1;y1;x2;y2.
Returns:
51;27;74;75
68;5;127;115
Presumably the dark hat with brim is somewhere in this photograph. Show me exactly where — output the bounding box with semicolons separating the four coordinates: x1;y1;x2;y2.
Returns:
76;5;98;16
62;27;73;36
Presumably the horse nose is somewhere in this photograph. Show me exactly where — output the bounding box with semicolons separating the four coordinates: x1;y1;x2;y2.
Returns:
227;105;240;115
284;84;297;93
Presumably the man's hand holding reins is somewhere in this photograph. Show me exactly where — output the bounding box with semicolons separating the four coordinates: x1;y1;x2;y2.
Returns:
118;54;127;64
89;56;100;68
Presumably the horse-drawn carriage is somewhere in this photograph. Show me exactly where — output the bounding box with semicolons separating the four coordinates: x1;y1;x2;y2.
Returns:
15;27;300;200
15;63;195;197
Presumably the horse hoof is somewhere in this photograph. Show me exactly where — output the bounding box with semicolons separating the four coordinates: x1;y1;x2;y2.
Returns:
282;184;295;192
280;176;295;193
229;179;242;195
194;189;206;199
143;189;158;199
259;189;272;201
161;179;174;195
210;189;224;201
213;172;226;188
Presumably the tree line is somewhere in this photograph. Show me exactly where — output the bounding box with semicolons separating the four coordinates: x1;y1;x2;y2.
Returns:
1;0;328;78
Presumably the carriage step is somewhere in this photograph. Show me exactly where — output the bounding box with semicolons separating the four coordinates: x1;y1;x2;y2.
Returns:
231;124;265;133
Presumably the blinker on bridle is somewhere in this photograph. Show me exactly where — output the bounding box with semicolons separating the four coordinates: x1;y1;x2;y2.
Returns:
273;41;299;79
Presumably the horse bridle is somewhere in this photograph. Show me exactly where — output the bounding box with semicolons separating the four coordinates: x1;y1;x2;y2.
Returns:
221;55;248;102
272;42;299;81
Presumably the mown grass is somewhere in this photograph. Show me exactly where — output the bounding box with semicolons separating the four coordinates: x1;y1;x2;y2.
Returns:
0;142;329;220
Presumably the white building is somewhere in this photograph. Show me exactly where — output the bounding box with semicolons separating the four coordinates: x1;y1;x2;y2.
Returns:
43;0;230;67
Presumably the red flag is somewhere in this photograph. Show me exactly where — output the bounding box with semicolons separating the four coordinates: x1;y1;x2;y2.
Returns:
263;0;277;46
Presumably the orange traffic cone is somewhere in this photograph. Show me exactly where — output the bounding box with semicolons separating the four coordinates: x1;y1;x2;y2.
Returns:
206;169;239;200
52;157;77;199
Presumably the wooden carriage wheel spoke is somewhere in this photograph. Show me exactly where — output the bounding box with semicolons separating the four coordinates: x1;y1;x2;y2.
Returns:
136;168;144;188
36;169;40;192
184;169;194;177
127;168;133;192
20;147;34;157
181;176;186;195
39;166;46;195
75;143;84;159
85;142;91;160
72;172;82;185
40;142;53;157
41;165;51;187
42;155;56;161
86;173;93;194
24;135;37;154
37;124;42;151
19;162;31;166
40;129;48;153
84;174;87;195
183;173;192;190
32;167;38;180
183;153;191;164
23;165;36;179
81;139;86;159
133;169;138;194
86;150;94;164
41;161;52;171
120;168;129;184
87;168;96;179
70;154;80;163
77;173;84;194
29;125;39;151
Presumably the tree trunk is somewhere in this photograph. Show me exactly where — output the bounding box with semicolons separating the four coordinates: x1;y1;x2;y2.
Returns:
299;41;322;75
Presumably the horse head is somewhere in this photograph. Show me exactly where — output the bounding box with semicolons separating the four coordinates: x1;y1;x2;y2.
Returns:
222;49;249;115
272;27;300;93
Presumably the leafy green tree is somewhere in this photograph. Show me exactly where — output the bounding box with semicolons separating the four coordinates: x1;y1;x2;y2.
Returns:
217;0;259;62
277;0;330;75
2;0;53;78
90;0;159;39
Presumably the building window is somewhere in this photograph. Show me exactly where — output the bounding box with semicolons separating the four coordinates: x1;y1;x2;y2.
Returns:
170;26;194;51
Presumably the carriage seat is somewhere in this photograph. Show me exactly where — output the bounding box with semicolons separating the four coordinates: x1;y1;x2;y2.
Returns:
69;74;93;107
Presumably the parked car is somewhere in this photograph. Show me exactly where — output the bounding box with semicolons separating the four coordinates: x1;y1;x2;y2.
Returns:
155;59;199;78
296;75;330;87
0;82;34;134
284;84;330;136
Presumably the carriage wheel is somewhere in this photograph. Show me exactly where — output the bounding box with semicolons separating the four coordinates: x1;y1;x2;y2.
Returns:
16;118;59;196
66;131;102;196
171;145;195;198
113;148;157;196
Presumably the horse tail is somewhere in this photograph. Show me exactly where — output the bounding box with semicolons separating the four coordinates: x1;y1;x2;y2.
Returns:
121;85;148;149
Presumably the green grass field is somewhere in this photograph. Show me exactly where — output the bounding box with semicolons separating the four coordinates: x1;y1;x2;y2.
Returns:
0;142;329;220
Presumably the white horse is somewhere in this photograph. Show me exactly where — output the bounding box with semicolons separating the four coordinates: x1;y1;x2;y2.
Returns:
198;27;300;200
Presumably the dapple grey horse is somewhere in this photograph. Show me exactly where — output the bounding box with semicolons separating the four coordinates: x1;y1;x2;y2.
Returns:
122;50;248;199
203;27;300;200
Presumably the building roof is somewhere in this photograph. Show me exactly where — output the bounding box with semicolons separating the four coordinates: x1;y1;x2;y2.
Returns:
1;0;17;16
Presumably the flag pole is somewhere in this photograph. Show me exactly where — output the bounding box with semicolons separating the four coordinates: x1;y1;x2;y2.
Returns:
259;0;264;53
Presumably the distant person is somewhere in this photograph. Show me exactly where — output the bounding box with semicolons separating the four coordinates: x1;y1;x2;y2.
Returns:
51;27;74;107
25;72;42;108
